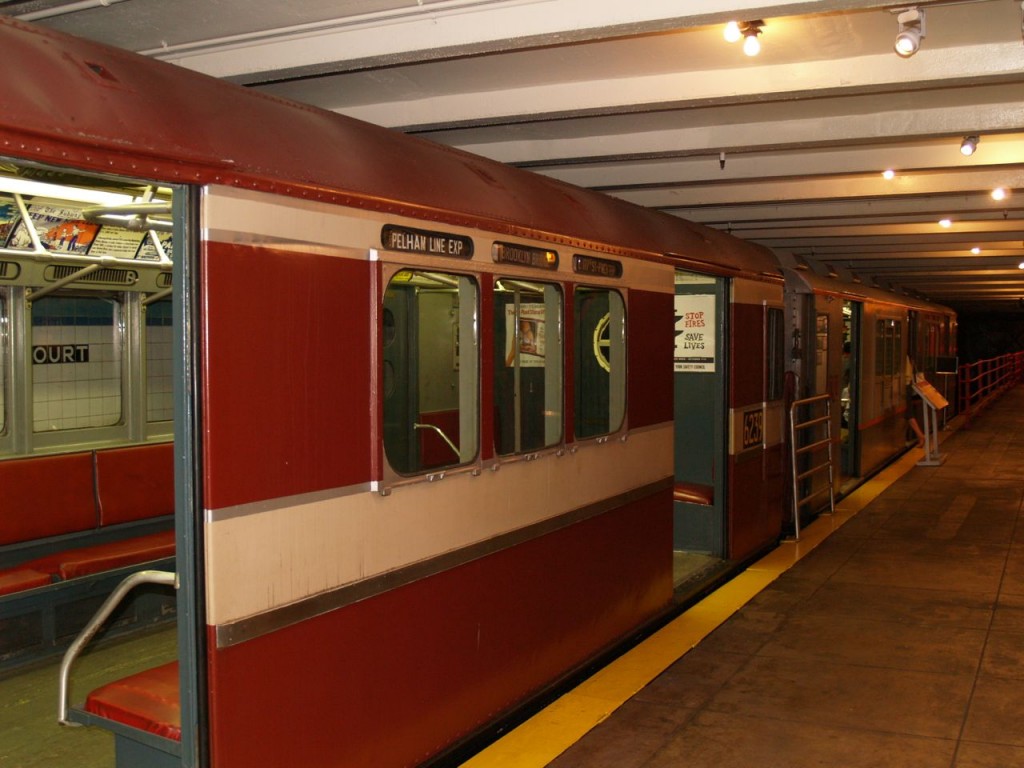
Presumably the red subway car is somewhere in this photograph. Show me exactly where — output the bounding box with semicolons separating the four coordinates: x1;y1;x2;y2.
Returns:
0;17;954;768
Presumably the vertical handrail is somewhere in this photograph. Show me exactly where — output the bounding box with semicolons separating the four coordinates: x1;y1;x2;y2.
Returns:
788;393;836;541
58;570;177;725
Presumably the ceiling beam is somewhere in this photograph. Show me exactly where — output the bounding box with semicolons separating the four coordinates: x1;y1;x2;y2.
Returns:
336;43;1024;131
140;0;896;82
614;167;1024;207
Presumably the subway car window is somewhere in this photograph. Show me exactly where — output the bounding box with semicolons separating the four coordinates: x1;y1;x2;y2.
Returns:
31;294;122;432
145;298;173;423
574;286;625;439
766;306;785;401
875;319;902;376
382;270;479;475
494;279;563;455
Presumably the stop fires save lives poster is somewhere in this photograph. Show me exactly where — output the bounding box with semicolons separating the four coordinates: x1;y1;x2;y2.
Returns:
674;294;716;373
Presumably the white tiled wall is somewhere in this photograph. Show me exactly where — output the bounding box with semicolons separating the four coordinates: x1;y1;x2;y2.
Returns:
146;323;173;422
32;298;122;432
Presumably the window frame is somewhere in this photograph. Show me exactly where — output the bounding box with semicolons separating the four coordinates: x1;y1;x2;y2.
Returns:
572;284;627;442
28;289;131;451
378;263;482;486
492;276;564;460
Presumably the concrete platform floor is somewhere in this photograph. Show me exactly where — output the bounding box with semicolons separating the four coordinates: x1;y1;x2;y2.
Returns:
471;387;1024;768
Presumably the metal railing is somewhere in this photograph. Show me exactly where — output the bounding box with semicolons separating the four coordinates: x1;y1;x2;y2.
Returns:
788;393;836;541
58;570;177;726
958;352;1024;427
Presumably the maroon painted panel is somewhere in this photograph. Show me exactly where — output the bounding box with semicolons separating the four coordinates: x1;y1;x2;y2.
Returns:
201;243;372;509
727;444;785;562
628;289;674;430
729;302;765;408
206;491;673;767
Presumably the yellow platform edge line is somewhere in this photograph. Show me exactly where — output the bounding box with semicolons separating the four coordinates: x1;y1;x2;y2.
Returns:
461;446;924;768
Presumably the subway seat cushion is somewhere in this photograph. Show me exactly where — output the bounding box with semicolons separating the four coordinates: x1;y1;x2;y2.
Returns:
0;568;52;596
84;660;181;741
0;453;96;546
96;443;175;526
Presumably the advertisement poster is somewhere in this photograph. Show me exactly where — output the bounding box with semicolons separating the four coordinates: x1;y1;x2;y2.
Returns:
7;204;99;254
89;226;147;259
137;231;173;261
0;197;19;246
674;293;716;372
505;304;546;367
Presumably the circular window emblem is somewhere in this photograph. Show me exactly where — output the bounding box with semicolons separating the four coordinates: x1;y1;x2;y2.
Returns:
592;313;611;372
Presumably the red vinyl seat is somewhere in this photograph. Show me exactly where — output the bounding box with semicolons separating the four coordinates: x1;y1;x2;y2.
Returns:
84;661;181;741
0;568;52;596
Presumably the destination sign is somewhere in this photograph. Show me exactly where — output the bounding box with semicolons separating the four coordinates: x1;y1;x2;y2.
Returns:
573;254;622;278
492;242;559;271
33;344;89;365
381;225;473;259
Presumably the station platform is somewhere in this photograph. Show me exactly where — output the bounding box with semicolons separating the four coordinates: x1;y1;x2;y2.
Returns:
465;386;1024;767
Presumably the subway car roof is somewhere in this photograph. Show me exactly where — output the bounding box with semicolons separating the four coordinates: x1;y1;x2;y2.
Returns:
0;17;780;278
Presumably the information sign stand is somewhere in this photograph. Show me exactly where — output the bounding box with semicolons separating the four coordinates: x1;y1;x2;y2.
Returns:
913;379;948;466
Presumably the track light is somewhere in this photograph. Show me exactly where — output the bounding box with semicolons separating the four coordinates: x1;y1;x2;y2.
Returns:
960;135;979;156
742;21;763;56
894;8;925;57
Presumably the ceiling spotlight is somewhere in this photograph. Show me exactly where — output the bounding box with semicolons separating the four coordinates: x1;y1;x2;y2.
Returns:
741;21;763;56
939;218;952;228
971;247;982;255
723;21;742;43
894;8;925;57
992;187;1008;201
882;169;896;180
960;135;979;156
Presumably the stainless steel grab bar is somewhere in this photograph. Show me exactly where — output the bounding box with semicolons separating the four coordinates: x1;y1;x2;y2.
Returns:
413;423;460;459
58;569;178;725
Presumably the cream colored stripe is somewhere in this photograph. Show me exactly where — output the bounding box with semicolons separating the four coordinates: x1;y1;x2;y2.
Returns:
202;185;675;293
205;424;672;626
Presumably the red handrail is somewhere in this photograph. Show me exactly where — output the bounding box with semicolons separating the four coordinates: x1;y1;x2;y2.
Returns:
958;352;1024;426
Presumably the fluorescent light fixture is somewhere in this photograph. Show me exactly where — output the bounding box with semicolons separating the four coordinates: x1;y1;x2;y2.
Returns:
960;135;979;156
0;176;135;206
723;21;742;43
